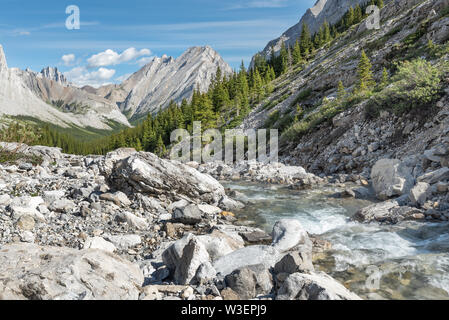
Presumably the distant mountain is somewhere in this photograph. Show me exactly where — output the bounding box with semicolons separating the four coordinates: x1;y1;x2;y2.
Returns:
96;46;233;120
0;44;231;130
251;0;374;65
38;67;68;86
0;45;130;130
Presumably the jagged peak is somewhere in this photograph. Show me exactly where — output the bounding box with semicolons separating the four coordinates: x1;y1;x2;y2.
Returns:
38;66;68;86
0;44;8;72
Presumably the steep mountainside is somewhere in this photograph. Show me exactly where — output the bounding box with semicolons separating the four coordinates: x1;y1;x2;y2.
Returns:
97;46;232;120
0;45;130;130
252;0;375;64
241;0;449;175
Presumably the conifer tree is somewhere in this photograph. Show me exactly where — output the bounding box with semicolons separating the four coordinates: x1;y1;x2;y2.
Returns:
380;67;389;88
323;20;332;43
292;40;302;65
357;50;375;91
346;6;355;28
337;81;346;100
354;5;363;24
300;23;312;56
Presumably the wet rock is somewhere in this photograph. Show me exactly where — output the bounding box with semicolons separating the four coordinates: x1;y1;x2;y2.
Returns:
213;245;281;277
371;159;414;200
409;182;432;206
0;243;143;300
271;219;311;253
352;201;399;223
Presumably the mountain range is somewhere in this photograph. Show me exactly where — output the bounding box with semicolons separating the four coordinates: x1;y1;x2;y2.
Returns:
0;45;231;129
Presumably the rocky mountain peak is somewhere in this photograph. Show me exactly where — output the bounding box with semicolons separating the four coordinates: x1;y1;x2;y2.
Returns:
0;45;8;73
38;67;68;86
108;45;232;120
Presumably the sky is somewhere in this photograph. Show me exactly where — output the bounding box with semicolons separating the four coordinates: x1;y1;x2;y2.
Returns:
0;0;316;87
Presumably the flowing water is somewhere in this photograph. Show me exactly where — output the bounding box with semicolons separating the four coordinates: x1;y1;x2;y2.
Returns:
223;181;449;300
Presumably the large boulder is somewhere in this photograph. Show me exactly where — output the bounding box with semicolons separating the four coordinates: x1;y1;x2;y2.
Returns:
0;243;143;300
276;272;361;300
274;252;314;275
162;234;211;285
271;219;311;253
213;245;281;277
371;159;415;200
352;201;424;224
102;150;226;205
418;167;449;185
225;265;273;300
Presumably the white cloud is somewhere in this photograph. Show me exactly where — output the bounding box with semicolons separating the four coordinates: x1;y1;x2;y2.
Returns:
87;47;151;68
65;66;116;88
61;54;76;66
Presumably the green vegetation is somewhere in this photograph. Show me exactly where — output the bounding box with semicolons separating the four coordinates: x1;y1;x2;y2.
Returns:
0;121;43;165
366;58;445;116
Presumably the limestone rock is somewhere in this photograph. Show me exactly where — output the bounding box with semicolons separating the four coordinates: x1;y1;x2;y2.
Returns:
371;159;415;200
0;243;143;300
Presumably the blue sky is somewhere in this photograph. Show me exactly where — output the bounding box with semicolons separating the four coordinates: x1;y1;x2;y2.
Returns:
0;0;315;87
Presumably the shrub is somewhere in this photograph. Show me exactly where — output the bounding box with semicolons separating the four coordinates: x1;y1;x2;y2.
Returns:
366;58;443;115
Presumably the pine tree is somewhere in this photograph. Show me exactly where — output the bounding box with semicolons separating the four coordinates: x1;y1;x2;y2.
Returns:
292;40;302;65
380;67;389;88
323;20;332;44
357;50;375;91
155;135;166;156
300;23;312;56
376;0;384;9
354;5;363;24
337;81;346;100
346;6;355;28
